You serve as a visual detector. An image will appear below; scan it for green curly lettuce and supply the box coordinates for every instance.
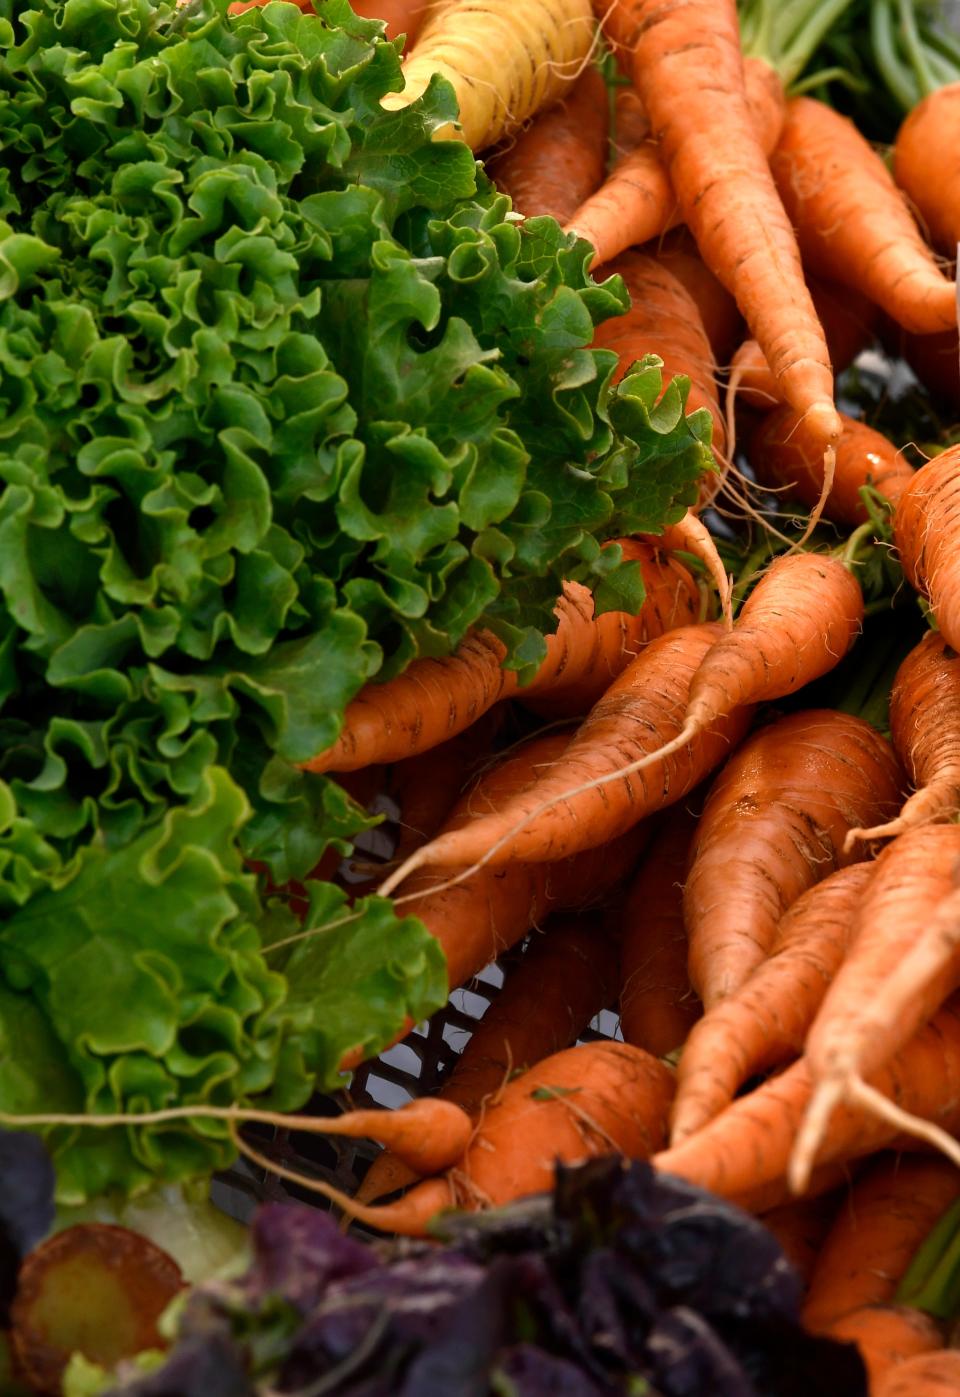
[0,0,711,1199]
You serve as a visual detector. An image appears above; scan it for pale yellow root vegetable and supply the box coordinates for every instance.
[381,0,596,151]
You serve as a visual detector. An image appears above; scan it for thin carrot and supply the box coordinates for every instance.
[486,66,608,223]
[685,710,903,1009]
[278,1041,675,1236]
[846,631,960,848]
[802,1153,960,1332]
[618,551,866,791]
[893,84,960,257]
[791,827,960,1192]
[564,53,786,271]
[652,992,960,1203]
[358,913,619,1202]
[670,863,874,1145]
[619,805,701,1058]
[652,514,732,624]
[748,409,914,525]
[894,445,960,653]
[378,621,753,885]
[770,97,957,336]
[820,1305,944,1389]
[303,541,698,773]
[875,1350,960,1397]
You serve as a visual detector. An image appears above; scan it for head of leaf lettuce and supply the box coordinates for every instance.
[0,0,711,1208]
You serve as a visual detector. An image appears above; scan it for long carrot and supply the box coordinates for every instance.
[595,2,841,459]
[652,992,960,1203]
[619,806,701,1057]
[894,446,960,653]
[564,54,786,271]
[846,631,960,848]
[684,710,903,1009]
[670,863,874,1145]
[359,913,619,1202]
[821,1305,944,1390]
[802,1153,960,1332]
[748,410,914,525]
[282,1041,675,1237]
[619,551,866,789]
[379,622,753,885]
[893,83,960,257]
[875,1351,960,1397]
[303,541,698,774]
[791,826,960,1192]
[486,66,608,223]
[770,97,957,336]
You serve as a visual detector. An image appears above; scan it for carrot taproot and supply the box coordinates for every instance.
[564,53,786,273]
[358,913,620,1202]
[802,1154,960,1332]
[620,552,866,793]
[846,631,960,848]
[874,1350,960,1397]
[289,1041,675,1237]
[759,1191,843,1289]
[593,3,840,458]
[295,1098,474,1175]
[729,279,880,415]
[378,622,753,889]
[820,1305,944,1388]
[653,992,960,1203]
[748,409,914,524]
[381,0,596,152]
[303,541,698,774]
[619,805,701,1057]
[893,84,960,258]
[652,229,743,365]
[685,710,902,1009]
[771,97,957,336]
[671,862,874,1146]
[486,66,608,223]
[792,829,960,1192]
[894,446,960,652]
[652,513,731,621]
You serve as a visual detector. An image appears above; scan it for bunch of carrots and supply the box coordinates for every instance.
[211,0,960,1386]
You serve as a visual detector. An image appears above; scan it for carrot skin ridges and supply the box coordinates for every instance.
[874,1351,960,1397]
[802,1153,960,1332]
[684,710,902,1009]
[619,805,701,1057]
[893,83,960,257]
[771,97,957,336]
[671,862,874,1145]
[487,66,608,224]
[820,1305,944,1390]
[894,446,960,653]
[304,542,697,773]
[653,993,960,1202]
[748,409,914,524]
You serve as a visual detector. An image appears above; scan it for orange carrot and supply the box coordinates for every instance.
[619,805,701,1057]
[771,97,957,336]
[379,622,753,885]
[748,409,914,525]
[759,1191,842,1289]
[594,3,840,456]
[359,913,619,1202]
[894,446,960,653]
[593,252,726,464]
[802,1153,960,1332]
[308,1041,675,1236]
[565,53,787,273]
[671,863,874,1145]
[303,542,698,773]
[846,632,960,848]
[821,1305,944,1389]
[652,513,731,621]
[875,1350,960,1397]
[652,992,960,1203]
[893,84,960,257]
[624,551,865,791]
[486,66,609,223]
[652,229,743,365]
[685,710,902,1009]
[792,827,960,1190]
[729,279,880,414]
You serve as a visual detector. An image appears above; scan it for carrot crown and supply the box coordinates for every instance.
[870,0,960,110]
[738,0,861,91]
